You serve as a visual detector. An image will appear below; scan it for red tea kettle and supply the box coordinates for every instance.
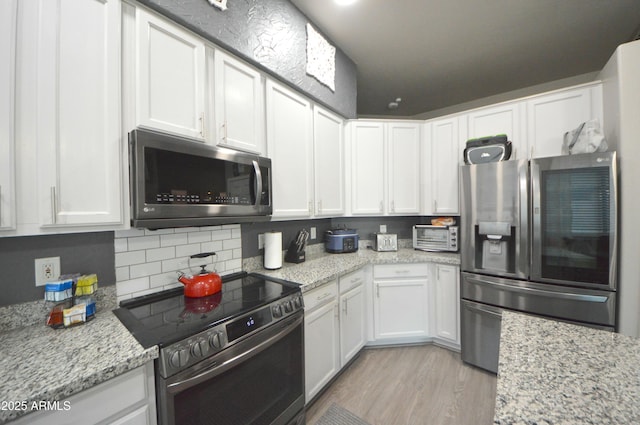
[178,253,222,298]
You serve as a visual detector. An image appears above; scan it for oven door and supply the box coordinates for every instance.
[157,311,305,425]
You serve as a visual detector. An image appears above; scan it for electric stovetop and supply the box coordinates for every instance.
[113,272,300,349]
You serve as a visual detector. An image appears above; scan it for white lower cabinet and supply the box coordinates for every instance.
[338,268,366,366]
[11,363,156,425]
[304,268,367,403]
[304,281,340,402]
[431,263,460,349]
[372,264,430,342]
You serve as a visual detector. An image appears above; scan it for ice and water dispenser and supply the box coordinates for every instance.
[476,221,516,274]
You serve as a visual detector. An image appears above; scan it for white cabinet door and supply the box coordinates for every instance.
[11,364,156,425]
[430,117,460,214]
[433,263,460,347]
[387,122,421,214]
[466,102,525,160]
[266,80,313,218]
[526,85,601,159]
[135,7,206,140]
[313,106,345,216]
[304,299,340,402]
[36,0,123,227]
[351,122,385,215]
[373,278,429,340]
[0,0,16,231]
[215,50,265,154]
[339,283,365,366]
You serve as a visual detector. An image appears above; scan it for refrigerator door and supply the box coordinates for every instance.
[460,160,529,279]
[531,152,617,290]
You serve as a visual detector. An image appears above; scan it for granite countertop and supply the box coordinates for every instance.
[246,247,460,292]
[494,311,640,425]
[0,309,157,424]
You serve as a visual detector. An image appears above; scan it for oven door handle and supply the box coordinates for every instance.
[167,312,303,393]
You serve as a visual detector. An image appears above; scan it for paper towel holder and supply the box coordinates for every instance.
[264,231,283,270]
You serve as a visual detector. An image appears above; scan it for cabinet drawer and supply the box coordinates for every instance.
[373,263,429,279]
[303,280,338,311]
[339,268,366,294]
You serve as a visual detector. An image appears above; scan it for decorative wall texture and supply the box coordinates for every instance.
[136,0,358,118]
[114,225,242,302]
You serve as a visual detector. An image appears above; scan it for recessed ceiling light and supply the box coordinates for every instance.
[335,0,357,6]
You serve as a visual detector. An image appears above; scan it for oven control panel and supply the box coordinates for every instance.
[158,292,304,378]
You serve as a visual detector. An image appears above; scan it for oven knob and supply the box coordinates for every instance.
[209,331,224,349]
[272,304,283,317]
[169,348,190,368]
[284,300,293,313]
[294,296,303,309]
[191,338,209,358]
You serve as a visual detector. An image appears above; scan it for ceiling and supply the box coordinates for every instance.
[289,0,640,118]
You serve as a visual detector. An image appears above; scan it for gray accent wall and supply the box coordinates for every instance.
[136,0,357,118]
[0,232,115,307]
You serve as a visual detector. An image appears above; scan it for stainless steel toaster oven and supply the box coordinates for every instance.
[413,225,458,252]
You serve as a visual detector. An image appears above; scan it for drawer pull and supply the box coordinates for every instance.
[316,292,333,301]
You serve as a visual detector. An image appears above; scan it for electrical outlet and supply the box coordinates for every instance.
[35,256,60,286]
[310,227,316,240]
[258,233,265,249]
[380,224,387,233]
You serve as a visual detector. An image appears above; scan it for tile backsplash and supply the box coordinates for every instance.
[114,225,242,303]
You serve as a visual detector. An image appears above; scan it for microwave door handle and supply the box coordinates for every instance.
[252,160,262,207]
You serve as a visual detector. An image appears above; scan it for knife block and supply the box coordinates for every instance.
[284,240,305,264]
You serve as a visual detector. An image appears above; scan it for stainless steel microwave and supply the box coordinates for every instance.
[129,128,272,229]
[413,225,459,252]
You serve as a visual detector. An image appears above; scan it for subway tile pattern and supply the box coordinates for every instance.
[114,225,242,303]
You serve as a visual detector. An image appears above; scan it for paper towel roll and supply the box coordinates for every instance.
[264,231,283,270]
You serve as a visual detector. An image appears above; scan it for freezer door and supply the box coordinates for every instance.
[461,272,616,328]
[460,160,529,279]
[460,300,502,374]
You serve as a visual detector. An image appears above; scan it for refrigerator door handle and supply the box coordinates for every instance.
[465,277,609,303]
[463,300,502,318]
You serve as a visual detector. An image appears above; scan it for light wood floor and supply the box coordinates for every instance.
[305,345,497,425]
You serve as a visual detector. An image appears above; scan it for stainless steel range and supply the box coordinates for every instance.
[114,272,305,425]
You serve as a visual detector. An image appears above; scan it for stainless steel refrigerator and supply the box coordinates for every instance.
[460,151,617,373]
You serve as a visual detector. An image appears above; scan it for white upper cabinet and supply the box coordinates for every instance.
[215,50,265,154]
[35,0,122,227]
[526,84,603,159]
[350,121,385,215]
[350,120,421,216]
[466,102,525,160]
[313,107,345,217]
[387,122,421,214]
[266,80,314,218]
[135,6,207,140]
[0,0,16,231]
[428,116,461,215]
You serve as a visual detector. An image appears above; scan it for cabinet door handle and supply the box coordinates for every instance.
[434,200,438,212]
[376,283,380,298]
[390,201,395,213]
[343,298,348,315]
[309,200,313,215]
[379,201,383,212]
[222,120,228,142]
[317,200,322,214]
[50,186,58,224]
[199,113,205,138]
